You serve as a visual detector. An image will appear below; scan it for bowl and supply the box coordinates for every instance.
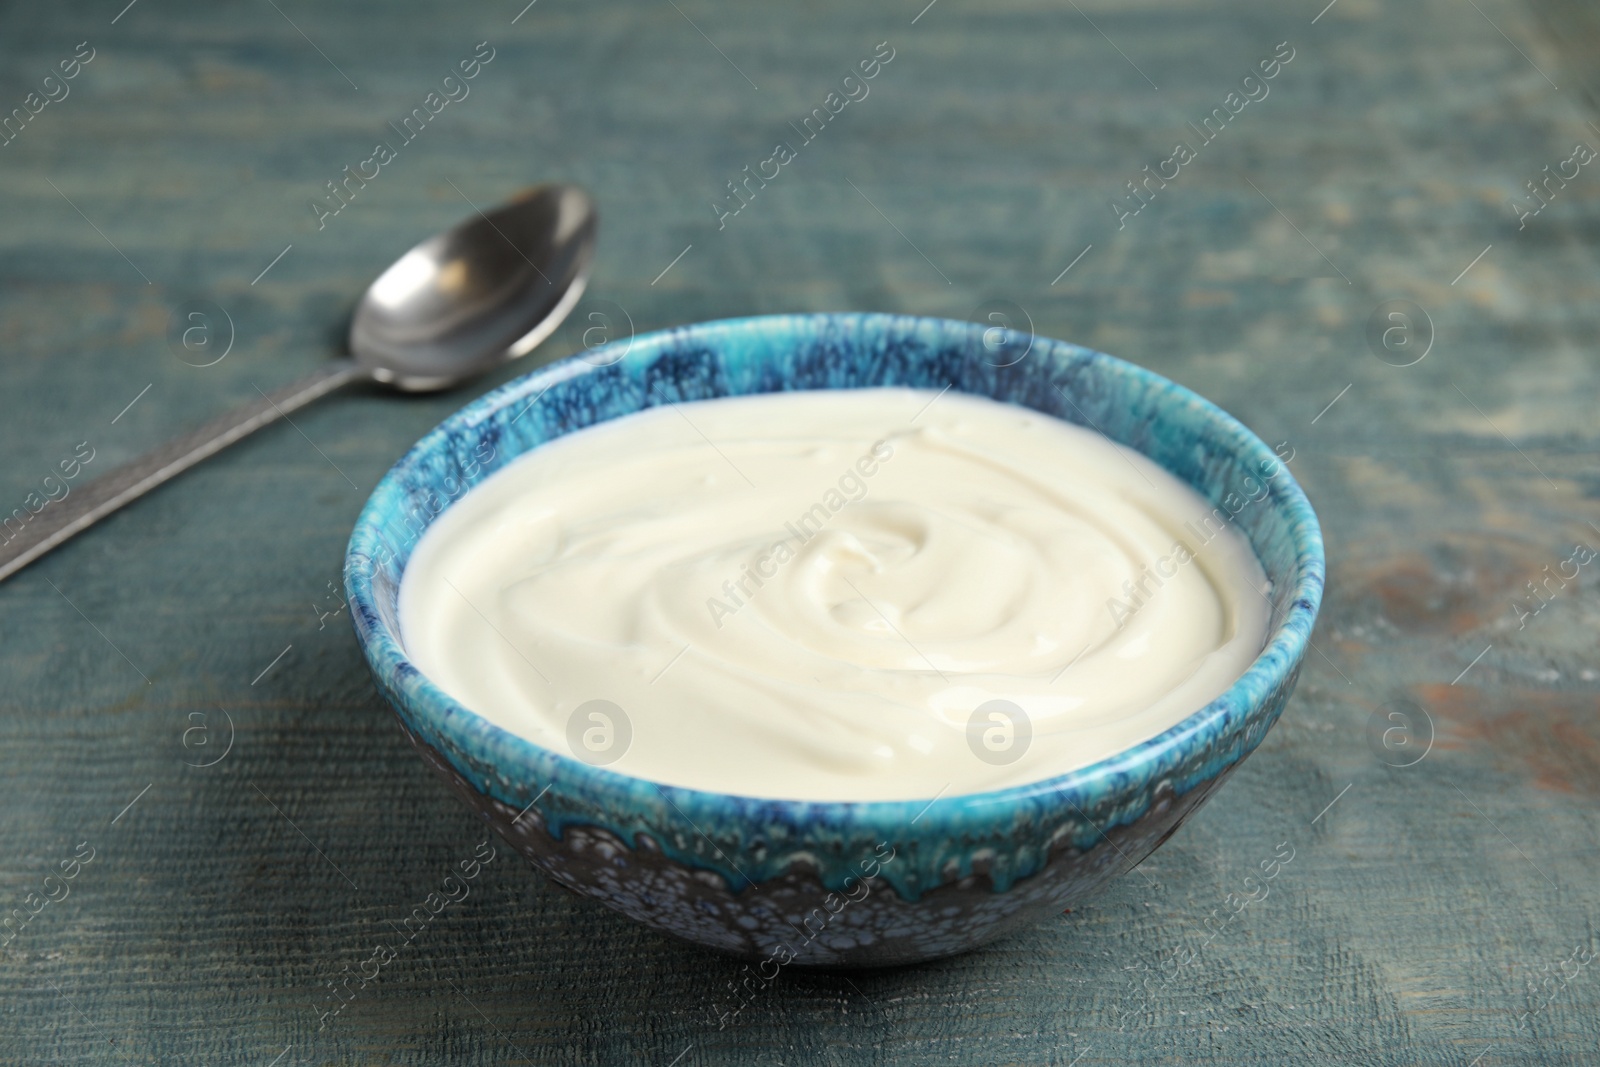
[344,313,1324,968]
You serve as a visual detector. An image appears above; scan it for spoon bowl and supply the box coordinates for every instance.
[353,184,597,391]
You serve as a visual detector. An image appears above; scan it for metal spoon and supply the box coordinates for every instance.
[0,183,597,584]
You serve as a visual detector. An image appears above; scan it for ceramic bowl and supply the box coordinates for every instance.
[344,313,1324,968]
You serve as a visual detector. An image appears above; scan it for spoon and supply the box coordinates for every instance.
[0,183,597,584]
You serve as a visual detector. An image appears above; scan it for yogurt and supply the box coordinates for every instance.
[399,388,1270,801]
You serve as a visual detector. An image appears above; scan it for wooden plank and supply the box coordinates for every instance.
[1,0,1597,1063]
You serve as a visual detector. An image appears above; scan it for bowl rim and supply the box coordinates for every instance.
[345,311,1324,832]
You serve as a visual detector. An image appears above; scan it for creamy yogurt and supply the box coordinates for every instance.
[399,388,1270,801]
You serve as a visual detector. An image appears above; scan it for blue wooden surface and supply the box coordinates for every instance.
[1,0,1597,1064]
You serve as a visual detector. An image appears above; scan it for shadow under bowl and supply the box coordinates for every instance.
[344,312,1324,968]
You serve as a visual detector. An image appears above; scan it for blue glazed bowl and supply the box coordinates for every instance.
[345,313,1323,969]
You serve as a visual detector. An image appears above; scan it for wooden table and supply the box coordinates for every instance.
[2,0,1597,1062]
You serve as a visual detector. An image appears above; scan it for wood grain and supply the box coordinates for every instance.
[1,0,1597,1063]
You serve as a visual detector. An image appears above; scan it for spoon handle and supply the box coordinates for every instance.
[0,359,367,584]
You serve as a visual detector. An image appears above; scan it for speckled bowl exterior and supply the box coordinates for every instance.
[344,313,1324,970]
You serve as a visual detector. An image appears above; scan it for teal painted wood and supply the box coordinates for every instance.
[1,0,1597,1063]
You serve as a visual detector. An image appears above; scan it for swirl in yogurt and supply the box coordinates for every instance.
[399,388,1270,801]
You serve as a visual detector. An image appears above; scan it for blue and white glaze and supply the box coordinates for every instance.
[344,313,1325,967]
